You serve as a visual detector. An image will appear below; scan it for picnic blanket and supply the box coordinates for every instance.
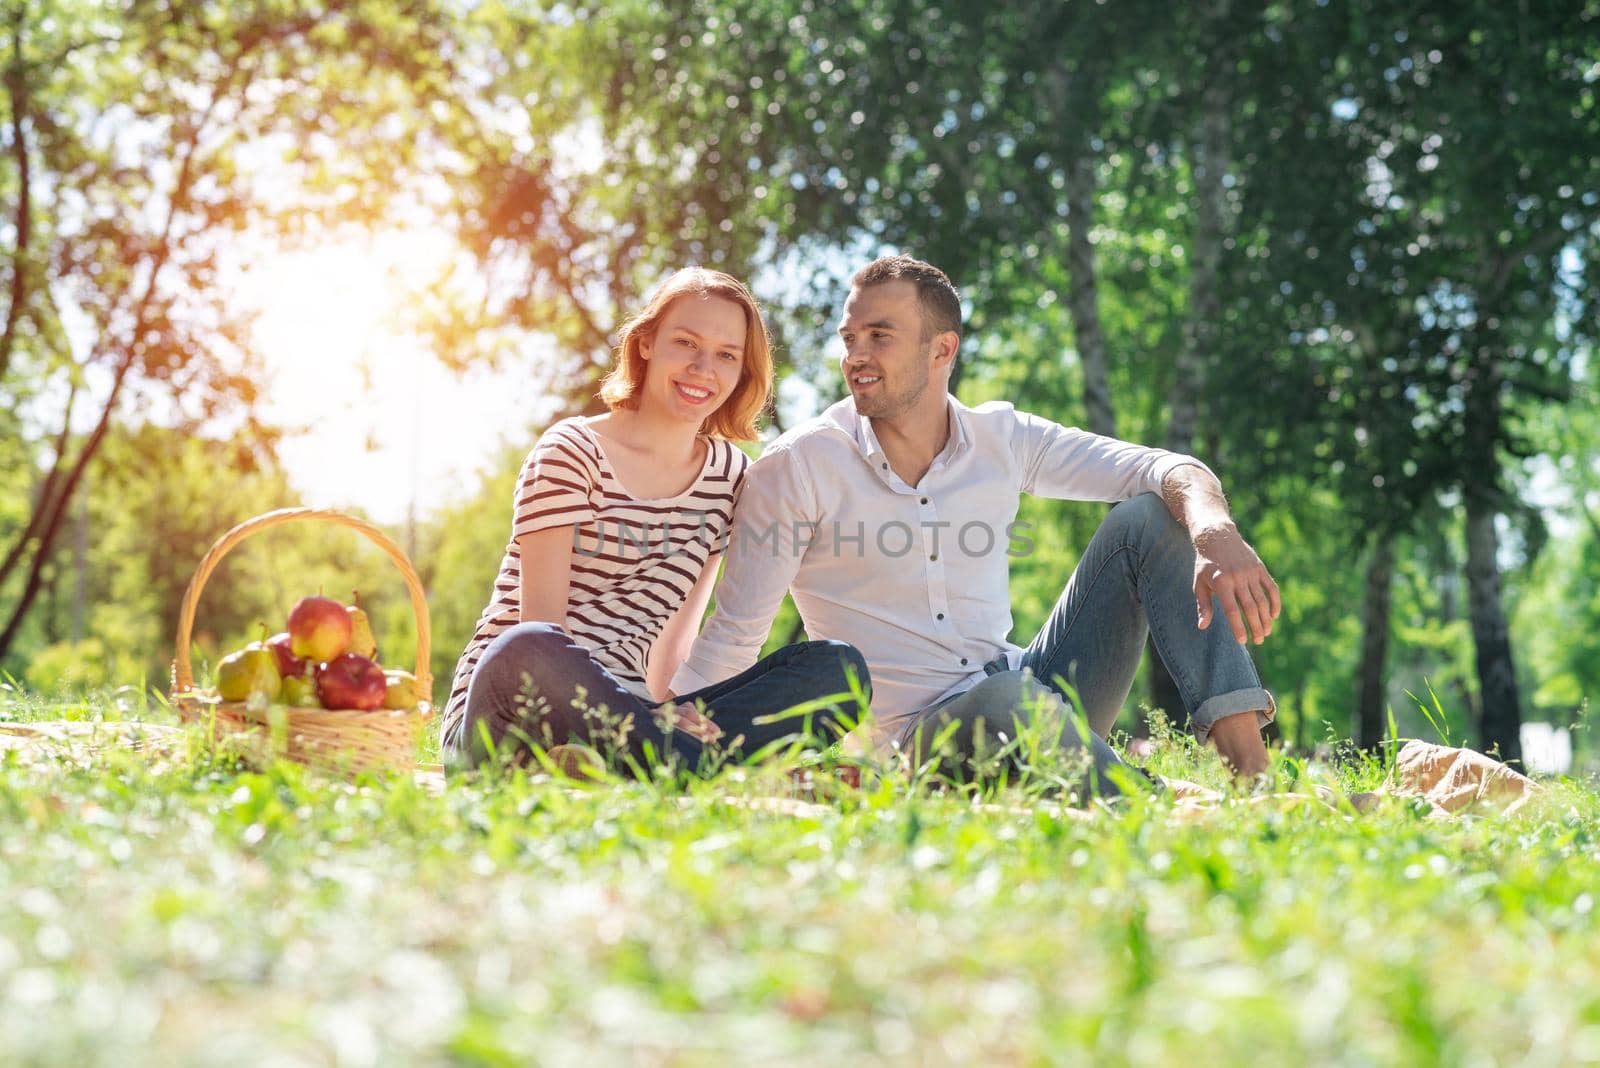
[0,719,186,764]
[1169,739,1543,820]
[1,720,450,792]
[1374,739,1540,817]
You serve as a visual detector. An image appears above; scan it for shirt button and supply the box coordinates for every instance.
[961,657,969,666]
[881,462,889,470]
[936,613,945,621]
[929,553,938,562]
[920,497,929,504]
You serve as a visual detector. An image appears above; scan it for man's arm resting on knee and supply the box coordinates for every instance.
[1159,463,1282,646]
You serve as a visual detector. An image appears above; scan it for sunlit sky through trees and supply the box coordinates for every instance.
[231,227,547,524]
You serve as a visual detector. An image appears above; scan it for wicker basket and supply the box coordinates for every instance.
[170,507,433,774]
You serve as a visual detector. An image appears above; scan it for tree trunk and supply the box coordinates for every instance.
[1063,150,1115,439]
[1464,496,1523,764]
[1459,276,1522,765]
[1037,53,1114,440]
[0,37,253,661]
[1354,530,1396,749]
[0,365,128,658]
[1150,22,1234,732]
[1291,678,1308,752]
[0,381,75,591]
[1163,53,1232,457]
[40,548,62,645]
[0,3,34,383]
[72,469,88,643]
[1434,553,1481,731]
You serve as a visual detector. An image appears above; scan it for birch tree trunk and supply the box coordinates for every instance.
[1163,61,1232,456]
[1150,22,1235,729]
[1063,149,1115,439]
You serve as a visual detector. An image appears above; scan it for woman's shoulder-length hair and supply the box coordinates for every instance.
[598,267,774,442]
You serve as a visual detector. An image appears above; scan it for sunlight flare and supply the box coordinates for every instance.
[231,228,550,523]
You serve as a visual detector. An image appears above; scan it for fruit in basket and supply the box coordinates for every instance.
[216,642,282,702]
[316,653,388,711]
[267,631,306,678]
[288,595,352,662]
[347,593,378,660]
[279,673,321,708]
[382,669,422,710]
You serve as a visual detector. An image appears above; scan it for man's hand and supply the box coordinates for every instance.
[1160,464,1281,645]
[1192,522,1281,645]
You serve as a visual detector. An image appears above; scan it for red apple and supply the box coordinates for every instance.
[288,595,352,663]
[266,631,306,678]
[315,653,388,711]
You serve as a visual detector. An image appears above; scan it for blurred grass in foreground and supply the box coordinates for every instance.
[1,686,1597,1066]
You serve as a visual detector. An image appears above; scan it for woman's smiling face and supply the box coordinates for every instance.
[639,294,748,425]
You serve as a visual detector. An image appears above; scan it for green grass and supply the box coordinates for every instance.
[2,686,1599,1066]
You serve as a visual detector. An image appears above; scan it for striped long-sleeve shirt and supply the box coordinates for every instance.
[442,418,749,736]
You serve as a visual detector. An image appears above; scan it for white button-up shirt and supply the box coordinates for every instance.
[671,395,1206,737]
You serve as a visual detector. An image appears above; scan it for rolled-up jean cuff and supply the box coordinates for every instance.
[1191,688,1276,745]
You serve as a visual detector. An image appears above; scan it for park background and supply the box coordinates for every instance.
[2,0,1597,768]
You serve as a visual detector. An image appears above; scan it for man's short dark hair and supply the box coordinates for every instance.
[852,255,962,342]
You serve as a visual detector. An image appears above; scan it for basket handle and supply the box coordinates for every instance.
[170,507,433,710]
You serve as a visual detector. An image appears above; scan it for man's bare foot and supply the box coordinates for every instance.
[1208,711,1271,780]
[1162,776,1224,803]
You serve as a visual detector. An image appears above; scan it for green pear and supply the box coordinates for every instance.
[279,673,321,708]
[216,643,281,703]
[382,669,421,710]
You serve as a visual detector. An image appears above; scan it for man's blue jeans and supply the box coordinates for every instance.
[897,493,1275,792]
[445,622,869,770]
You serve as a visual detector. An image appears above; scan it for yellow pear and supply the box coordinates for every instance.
[382,669,421,710]
[347,594,377,660]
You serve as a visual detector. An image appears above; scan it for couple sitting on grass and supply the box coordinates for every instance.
[439,255,1281,793]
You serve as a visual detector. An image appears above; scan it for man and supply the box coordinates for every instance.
[670,255,1279,784]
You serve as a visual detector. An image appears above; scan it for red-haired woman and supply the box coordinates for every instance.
[441,268,867,769]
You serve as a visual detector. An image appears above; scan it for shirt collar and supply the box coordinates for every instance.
[848,394,972,466]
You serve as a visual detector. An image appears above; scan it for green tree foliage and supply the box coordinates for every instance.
[1511,401,1600,728]
[6,423,425,697]
[0,0,474,660]
[2,0,1597,757]
[1218,1,1600,759]
[408,442,526,696]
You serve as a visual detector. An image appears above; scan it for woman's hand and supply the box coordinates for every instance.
[657,701,723,744]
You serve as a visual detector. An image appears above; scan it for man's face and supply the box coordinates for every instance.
[837,280,937,421]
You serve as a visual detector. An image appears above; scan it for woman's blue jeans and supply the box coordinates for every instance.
[445,622,869,770]
[898,493,1275,793]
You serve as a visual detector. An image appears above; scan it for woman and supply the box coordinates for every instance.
[440,268,868,769]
